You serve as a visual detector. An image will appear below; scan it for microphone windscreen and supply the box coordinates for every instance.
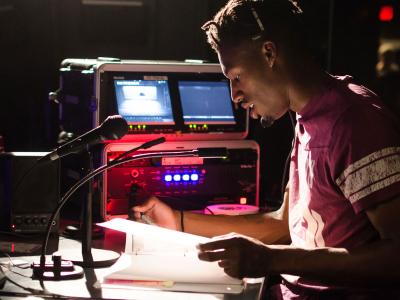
[260,116,275,128]
[197,147,228,158]
[100,115,129,140]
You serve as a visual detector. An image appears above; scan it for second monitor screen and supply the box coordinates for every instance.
[178,81,235,124]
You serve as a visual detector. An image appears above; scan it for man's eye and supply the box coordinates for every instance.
[234,75,241,82]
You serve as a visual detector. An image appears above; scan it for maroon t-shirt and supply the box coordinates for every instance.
[281,75,400,295]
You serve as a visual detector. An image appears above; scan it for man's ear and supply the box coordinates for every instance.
[262,41,277,68]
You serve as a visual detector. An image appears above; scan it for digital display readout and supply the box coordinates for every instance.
[161,157,204,166]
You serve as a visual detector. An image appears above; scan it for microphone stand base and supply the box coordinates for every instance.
[32,264,84,281]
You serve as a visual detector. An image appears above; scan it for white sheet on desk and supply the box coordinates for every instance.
[105,253,242,285]
[97,218,209,253]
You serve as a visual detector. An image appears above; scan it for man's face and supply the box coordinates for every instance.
[217,43,289,122]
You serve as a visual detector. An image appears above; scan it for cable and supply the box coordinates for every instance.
[0,252,14,266]
[0,264,45,294]
[10,161,39,202]
[0,252,31,269]
[2,266,31,278]
[280,111,296,200]
[204,206,215,215]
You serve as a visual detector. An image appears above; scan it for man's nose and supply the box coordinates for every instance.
[230,82,243,103]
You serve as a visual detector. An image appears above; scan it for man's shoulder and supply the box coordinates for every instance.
[328,78,398,140]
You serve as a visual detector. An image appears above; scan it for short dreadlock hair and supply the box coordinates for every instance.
[201,0,304,53]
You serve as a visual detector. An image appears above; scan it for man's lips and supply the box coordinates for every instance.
[241,102,254,109]
[250,107,259,119]
[241,103,259,119]
[237,100,259,118]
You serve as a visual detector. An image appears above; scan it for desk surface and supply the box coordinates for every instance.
[0,230,264,300]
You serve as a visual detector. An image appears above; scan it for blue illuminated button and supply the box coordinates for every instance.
[190,173,199,181]
[164,174,172,182]
[182,174,190,181]
[173,174,181,182]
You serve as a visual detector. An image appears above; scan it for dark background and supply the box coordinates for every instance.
[0,0,399,208]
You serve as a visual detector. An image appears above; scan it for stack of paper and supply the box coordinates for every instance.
[97,218,243,294]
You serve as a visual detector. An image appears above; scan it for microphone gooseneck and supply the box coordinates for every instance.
[113,137,166,161]
[37,143,228,277]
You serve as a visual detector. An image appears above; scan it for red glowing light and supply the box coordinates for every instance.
[379,6,394,22]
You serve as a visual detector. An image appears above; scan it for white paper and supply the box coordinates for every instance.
[98,218,209,253]
[97,218,243,293]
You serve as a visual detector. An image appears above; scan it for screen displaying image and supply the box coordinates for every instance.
[114,80,174,124]
[178,81,235,124]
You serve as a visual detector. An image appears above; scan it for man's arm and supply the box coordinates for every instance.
[199,194,400,287]
[183,191,290,244]
[132,190,290,244]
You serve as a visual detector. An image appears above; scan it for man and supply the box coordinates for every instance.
[133,0,400,298]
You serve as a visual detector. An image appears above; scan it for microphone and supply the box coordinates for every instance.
[39,115,128,164]
[260,116,275,128]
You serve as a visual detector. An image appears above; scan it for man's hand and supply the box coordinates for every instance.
[197,233,272,279]
[131,196,179,230]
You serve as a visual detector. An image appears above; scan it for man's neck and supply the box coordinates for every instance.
[287,66,331,113]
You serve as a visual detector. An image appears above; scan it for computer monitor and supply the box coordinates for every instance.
[114,79,175,125]
[89,60,248,140]
[178,81,235,125]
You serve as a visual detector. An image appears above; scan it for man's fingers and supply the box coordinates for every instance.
[218,259,230,268]
[198,249,227,262]
[224,267,242,279]
[198,237,239,251]
[133,211,142,220]
[218,262,242,279]
[132,205,147,213]
[132,199,155,213]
